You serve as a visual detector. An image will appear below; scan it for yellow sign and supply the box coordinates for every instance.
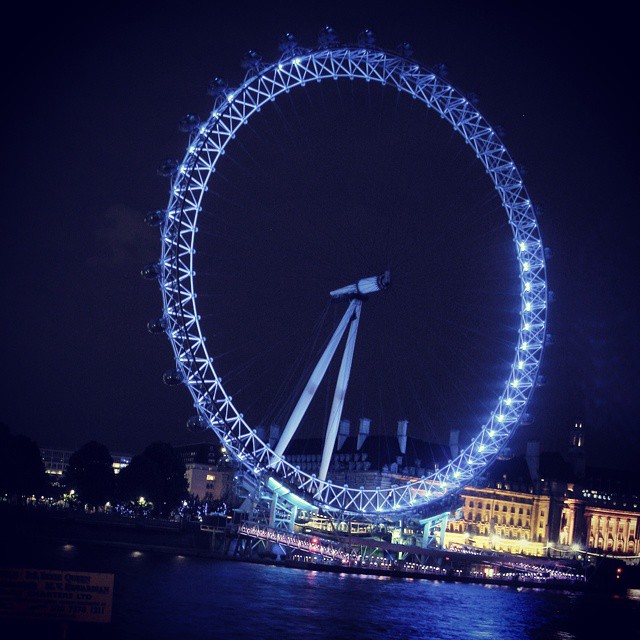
[0,567,114,623]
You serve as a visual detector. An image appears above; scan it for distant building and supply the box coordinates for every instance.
[40,448,72,477]
[40,447,131,476]
[274,418,452,491]
[272,419,640,560]
[174,442,222,467]
[111,453,132,474]
[444,423,640,558]
[174,441,233,501]
[184,464,234,501]
[444,448,562,556]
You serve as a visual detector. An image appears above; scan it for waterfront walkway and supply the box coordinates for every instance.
[237,522,586,585]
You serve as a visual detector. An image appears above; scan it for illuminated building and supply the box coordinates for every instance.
[443,445,557,556]
[445,424,640,560]
[111,453,132,474]
[282,420,640,560]
[40,448,72,476]
[445,488,551,556]
[184,464,235,501]
[175,441,235,501]
[40,447,131,476]
[584,506,638,554]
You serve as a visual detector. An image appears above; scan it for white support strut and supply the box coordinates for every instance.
[271,299,358,463]
[318,300,362,482]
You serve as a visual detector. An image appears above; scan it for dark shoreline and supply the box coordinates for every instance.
[2,507,634,594]
[7,532,595,593]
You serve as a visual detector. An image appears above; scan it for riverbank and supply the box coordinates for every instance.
[2,505,635,593]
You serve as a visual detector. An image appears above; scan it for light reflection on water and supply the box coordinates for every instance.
[2,542,638,640]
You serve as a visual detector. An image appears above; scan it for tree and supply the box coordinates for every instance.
[66,441,115,507]
[0,423,46,501]
[117,442,187,515]
[116,454,162,505]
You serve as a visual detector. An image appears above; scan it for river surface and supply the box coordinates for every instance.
[1,540,638,639]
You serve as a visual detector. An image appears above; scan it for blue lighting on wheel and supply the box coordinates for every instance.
[156,41,548,515]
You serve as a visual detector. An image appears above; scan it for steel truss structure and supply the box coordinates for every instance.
[153,40,547,516]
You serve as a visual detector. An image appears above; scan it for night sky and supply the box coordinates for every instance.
[2,2,638,469]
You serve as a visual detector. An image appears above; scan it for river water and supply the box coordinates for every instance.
[2,541,638,639]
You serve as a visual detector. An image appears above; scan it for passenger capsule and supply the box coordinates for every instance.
[357,29,375,47]
[317,25,338,49]
[178,114,200,133]
[141,262,161,280]
[467,92,480,106]
[157,158,179,177]
[147,317,168,334]
[186,415,207,433]
[397,42,413,58]
[536,375,547,387]
[278,32,298,55]
[144,209,166,227]
[241,50,262,71]
[207,77,228,98]
[521,413,534,426]
[162,369,184,386]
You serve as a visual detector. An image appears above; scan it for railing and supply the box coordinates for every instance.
[238,522,352,562]
[238,522,585,582]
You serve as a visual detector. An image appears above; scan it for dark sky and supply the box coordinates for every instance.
[2,1,638,469]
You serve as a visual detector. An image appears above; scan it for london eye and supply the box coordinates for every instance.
[144,29,547,516]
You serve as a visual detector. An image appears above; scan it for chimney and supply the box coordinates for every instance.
[449,429,460,458]
[525,441,540,483]
[337,419,350,450]
[397,420,408,455]
[357,418,370,450]
[268,424,281,450]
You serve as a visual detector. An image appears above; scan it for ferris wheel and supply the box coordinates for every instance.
[143,29,547,516]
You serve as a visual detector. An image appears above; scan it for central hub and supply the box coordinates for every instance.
[329,270,391,300]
